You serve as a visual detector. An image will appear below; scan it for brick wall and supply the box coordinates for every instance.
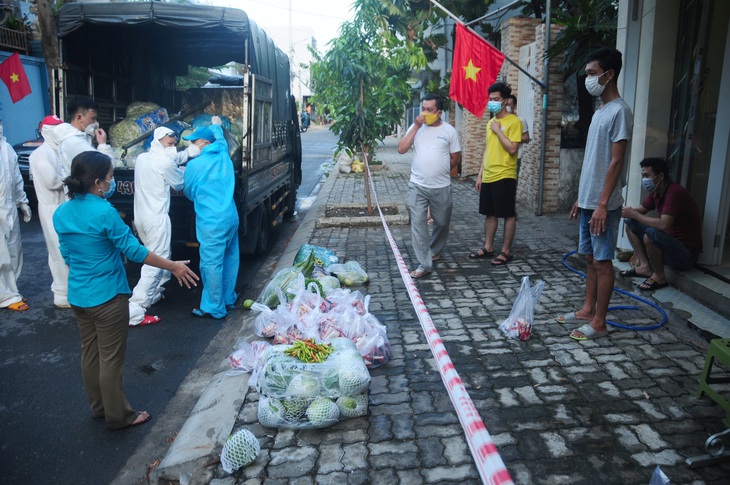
[518,23,564,214]
[455,17,566,215]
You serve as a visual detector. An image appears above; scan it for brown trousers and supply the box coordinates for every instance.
[72,294,137,430]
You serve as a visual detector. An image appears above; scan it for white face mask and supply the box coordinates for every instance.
[186,143,201,158]
[85,122,99,137]
[164,146,178,158]
[585,72,609,97]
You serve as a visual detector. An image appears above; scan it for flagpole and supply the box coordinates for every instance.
[430,0,545,89]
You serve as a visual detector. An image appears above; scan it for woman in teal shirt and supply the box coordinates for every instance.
[53,151,198,430]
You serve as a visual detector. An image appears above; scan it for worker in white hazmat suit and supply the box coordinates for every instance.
[0,118,33,311]
[28,115,71,308]
[55,96,114,184]
[128,127,201,326]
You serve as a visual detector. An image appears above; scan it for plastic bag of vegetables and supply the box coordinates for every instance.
[257,251,317,308]
[294,244,339,267]
[255,339,370,429]
[256,338,370,400]
[325,261,369,286]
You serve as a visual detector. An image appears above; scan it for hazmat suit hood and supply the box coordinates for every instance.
[54,122,87,143]
[149,127,176,156]
[41,125,61,151]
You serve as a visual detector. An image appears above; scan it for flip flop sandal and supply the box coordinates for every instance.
[7,301,30,311]
[619,268,651,278]
[637,278,669,291]
[139,315,161,326]
[469,248,494,259]
[555,312,590,324]
[410,268,431,279]
[431,254,441,262]
[570,323,608,341]
[491,251,514,266]
[191,308,224,319]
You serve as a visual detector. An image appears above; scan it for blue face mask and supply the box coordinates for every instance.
[101,176,116,199]
[641,175,657,192]
[488,100,503,114]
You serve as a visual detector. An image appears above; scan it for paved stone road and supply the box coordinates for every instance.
[214,137,730,485]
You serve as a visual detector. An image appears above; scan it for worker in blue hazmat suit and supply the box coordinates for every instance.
[0,118,32,311]
[128,127,201,326]
[182,116,239,319]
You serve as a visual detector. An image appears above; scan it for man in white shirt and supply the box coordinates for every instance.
[397,95,461,279]
[506,95,530,174]
[29,115,70,308]
[54,96,114,184]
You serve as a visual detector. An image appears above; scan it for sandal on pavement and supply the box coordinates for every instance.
[139,315,161,326]
[491,251,514,266]
[410,268,431,279]
[131,411,151,426]
[469,248,494,259]
[619,268,650,278]
[431,254,441,262]
[637,278,668,291]
[570,323,608,341]
[7,301,29,311]
[191,308,224,320]
[555,312,590,324]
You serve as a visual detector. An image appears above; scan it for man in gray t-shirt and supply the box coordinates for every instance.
[398,94,461,279]
[557,47,634,342]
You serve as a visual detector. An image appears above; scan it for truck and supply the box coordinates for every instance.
[52,1,302,255]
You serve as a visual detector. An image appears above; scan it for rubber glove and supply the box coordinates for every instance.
[211,115,222,126]
[19,203,32,222]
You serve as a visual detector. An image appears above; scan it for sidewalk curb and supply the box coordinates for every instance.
[152,372,250,482]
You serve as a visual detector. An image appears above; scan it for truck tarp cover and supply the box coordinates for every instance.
[57,1,281,77]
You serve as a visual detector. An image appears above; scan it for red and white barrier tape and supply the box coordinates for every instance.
[364,163,513,485]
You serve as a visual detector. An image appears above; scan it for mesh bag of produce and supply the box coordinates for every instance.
[220,428,260,473]
[336,394,368,418]
[305,398,340,428]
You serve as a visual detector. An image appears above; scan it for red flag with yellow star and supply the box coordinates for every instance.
[449,23,505,118]
[0,52,32,103]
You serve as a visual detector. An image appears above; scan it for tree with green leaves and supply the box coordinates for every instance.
[309,2,420,160]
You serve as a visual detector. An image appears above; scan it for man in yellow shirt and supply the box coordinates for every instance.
[469,82,522,266]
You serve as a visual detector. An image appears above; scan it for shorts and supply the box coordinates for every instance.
[578,207,621,261]
[479,178,517,218]
[624,219,696,270]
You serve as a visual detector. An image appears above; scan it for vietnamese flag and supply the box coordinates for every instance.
[449,23,505,118]
[0,52,32,103]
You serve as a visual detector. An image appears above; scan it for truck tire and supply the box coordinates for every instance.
[255,204,272,256]
[241,208,261,255]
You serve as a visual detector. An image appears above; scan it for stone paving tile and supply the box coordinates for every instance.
[223,137,730,484]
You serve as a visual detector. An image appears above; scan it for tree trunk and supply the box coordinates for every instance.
[34,0,61,114]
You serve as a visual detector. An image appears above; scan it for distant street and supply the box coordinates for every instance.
[0,125,337,485]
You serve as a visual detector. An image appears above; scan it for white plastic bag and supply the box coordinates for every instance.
[498,276,544,341]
